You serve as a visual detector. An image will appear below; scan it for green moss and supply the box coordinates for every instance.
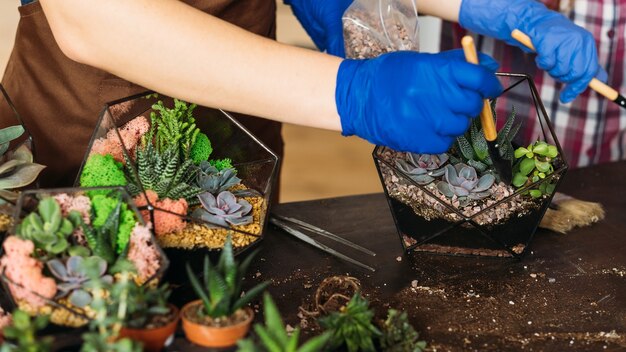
[189,133,212,164]
[91,195,136,254]
[80,154,127,196]
[209,158,234,171]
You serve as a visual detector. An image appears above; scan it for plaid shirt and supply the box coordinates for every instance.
[441,0,626,169]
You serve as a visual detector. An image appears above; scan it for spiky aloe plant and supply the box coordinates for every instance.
[185,236,269,321]
[237,293,332,352]
[0,125,45,202]
[124,142,203,205]
[455,103,520,174]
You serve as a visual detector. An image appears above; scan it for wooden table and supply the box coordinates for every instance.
[54,162,626,351]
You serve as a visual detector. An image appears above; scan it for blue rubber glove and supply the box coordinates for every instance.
[283,0,352,57]
[336,49,503,154]
[459,0,607,103]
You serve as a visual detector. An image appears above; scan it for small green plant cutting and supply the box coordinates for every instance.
[0,189,166,327]
[81,97,268,251]
[181,235,269,348]
[0,309,52,352]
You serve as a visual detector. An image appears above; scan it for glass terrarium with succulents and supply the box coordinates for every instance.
[0,84,45,233]
[0,187,168,327]
[374,73,567,258]
[75,93,279,257]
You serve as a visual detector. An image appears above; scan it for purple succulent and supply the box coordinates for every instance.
[192,191,253,228]
[436,163,495,200]
[46,256,112,308]
[396,153,449,185]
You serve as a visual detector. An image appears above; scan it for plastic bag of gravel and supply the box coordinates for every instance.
[342,0,419,59]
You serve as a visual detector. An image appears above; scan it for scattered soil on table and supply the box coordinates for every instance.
[183,301,250,327]
[156,195,265,249]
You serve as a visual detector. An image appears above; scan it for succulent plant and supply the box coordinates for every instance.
[46,256,113,308]
[192,191,253,228]
[186,236,269,319]
[455,103,520,174]
[124,142,204,205]
[237,293,332,352]
[512,141,558,198]
[436,163,495,200]
[380,309,427,352]
[195,161,241,195]
[396,153,449,185]
[17,197,75,255]
[0,125,45,202]
[1,309,52,352]
[150,99,200,159]
[319,293,381,352]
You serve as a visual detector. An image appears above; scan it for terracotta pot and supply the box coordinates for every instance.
[119,304,180,352]
[181,300,254,348]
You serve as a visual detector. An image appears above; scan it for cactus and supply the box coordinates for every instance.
[195,161,241,195]
[396,153,448,185]
[192,191,253,228]
[0,125,45,202]
[512,141,558,198]
[16,197,75,256]
[46,256,112,308]
[436,163,495,201]
[455,104,520,174]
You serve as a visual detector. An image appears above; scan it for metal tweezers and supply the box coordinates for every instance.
[269,214,376,272]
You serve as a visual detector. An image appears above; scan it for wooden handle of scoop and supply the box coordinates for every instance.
[461,36,497,141]
[511,29,619,101]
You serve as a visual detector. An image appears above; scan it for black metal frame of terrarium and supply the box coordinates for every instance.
[0,186,169,331]
[373,73,568,258]
[75,92,279,288]
[0,84,41,228]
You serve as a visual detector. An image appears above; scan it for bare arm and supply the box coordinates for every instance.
[39,0,342,131]
[419,0,462,22]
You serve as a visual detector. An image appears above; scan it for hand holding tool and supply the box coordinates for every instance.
[511,29,626,109]
[461,36,512,184]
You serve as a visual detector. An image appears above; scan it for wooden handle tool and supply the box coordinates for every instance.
[461,36,512,184]
[511,29,626,108]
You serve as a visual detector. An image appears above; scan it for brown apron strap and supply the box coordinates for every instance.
[1,0,282,203]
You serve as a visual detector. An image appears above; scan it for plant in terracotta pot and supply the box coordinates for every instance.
[116,281,180,352]
[182,236,269,348]
[237,293,331,352]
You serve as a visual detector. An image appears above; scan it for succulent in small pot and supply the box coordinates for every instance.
[181,236,269,348]
[117,281,180,352]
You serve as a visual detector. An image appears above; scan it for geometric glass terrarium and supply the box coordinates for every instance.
[0,84,44,233]
[0,186,168,328]
[76,92,279,261]
[374,73,568,258]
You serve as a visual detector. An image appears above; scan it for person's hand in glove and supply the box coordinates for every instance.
[336,49,503,154]
[459,0,607,103]
[283,0,352,57]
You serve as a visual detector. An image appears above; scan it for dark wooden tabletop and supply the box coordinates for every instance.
[53,161,626,351]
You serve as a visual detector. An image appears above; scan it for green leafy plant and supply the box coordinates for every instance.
[186,235,269,320]
[114,280,172,329]
[16,197,76,256]
[512,141,558,198]
[80,259,142,352]
[0,309,52,352]
[125,143,203,205]
[319,293,381,352]
[0,125,45,202]
[379,310,426,352]
[455,104,520,173]
[150,99,200,159]
[237,293,331,352]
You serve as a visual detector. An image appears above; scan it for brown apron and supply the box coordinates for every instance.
[0,0,283,200]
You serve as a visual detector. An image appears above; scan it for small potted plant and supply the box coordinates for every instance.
[237,293,331,352]
[117,281,180,352]
[77,94,279,255]
[0,187,167,327]
[181,236,269,347]
[374,74,567,257]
